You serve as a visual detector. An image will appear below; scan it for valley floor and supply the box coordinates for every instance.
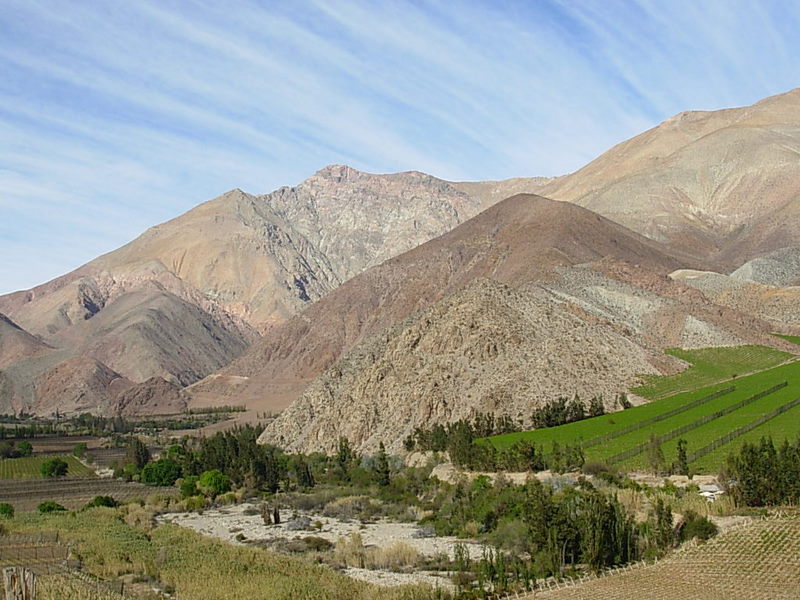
[158,502,487,589]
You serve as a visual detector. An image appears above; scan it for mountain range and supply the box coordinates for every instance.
[2,89,799,452]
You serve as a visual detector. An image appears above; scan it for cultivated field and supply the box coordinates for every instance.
[0,477,170,512]
[531,512,800,599]
[6,508,442,600]
[487,356,800,473]
[0,455,96,479]
[632,345,792,400]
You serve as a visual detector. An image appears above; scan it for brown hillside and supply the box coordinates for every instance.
[540,88,800,265]
[204,195,688,414]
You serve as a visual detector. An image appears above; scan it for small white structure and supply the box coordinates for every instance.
[698,483,724,502]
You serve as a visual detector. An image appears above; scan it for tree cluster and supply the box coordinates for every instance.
[723,436,800,506]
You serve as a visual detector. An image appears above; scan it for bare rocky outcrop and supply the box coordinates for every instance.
[260,279,666,454]
[216,194,689,416]
[0,166,493,415]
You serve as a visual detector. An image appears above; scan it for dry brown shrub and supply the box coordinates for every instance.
[366,541,421,570]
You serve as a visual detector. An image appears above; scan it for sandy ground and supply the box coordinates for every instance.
[158,502,488,587]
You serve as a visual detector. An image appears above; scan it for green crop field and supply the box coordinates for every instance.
[774,333,800,346]
[486,354,800,474]
[632,345,792,400]
[0,454,96,479]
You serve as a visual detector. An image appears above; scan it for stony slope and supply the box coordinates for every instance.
[261,278,666,453]
[729,246,800,287]
[210,194,689,416]
[538,88,800,265]
[671,269,800,332]
[111,376,188,416]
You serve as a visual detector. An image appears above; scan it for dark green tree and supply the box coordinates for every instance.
[374,442,390,486]
[674,438,689,476]
[125,437,150,469]
[335,437,354,482]
[646,434,666,475]
[588,396,605,417]
[40,457,68,478]
[140,458,182,486]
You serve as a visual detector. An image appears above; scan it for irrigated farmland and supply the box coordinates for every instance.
[487,356,800,473]
[0,455,95,479]
[632,345,792,400]
[0,477,169,512]
[531,512,800,600]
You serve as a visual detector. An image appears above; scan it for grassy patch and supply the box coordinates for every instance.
[632,346,792,400]
[0,454,95,479]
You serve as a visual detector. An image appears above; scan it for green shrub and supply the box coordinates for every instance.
[85,496,118,509]
[680,510,718,541]
[140,458,182,486]
[179,476,199,498]
[198,469,231,498]
[0,503,14,519]
[16,441,33,457]
[38,501,67,514]
[73,442,88,458]
[303,536,334,552]
[183,495,206,511]
[40,458,69,478]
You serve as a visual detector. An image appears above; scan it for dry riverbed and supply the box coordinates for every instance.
[158,502,487,588]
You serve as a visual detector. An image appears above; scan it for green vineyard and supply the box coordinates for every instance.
[487,354,800,474]
[0,455,96,479]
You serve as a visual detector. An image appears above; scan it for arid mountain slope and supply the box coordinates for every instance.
[0,166,493,416]
[111,377,188,416]
[260,262,788,454]
[261,278,666,453]
[0,314,52,368]
[539,88,800,264]
[205,194,689,415]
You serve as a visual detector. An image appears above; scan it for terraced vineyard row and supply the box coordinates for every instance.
[0,478,173,512]
[632,345,792,400]
[0,455,96,479]
[487,356,800,473]
[529,512,800,599]
[608,382,787,464]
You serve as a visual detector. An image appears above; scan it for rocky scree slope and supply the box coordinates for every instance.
[261,278,666,454]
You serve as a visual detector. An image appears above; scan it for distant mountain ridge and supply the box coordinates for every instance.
[0,166,516,416]
[3,88,800,424]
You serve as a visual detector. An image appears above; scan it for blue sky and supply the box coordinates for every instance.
[1,0,799,294]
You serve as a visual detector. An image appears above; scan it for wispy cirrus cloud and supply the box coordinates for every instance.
[1,0,799,293]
